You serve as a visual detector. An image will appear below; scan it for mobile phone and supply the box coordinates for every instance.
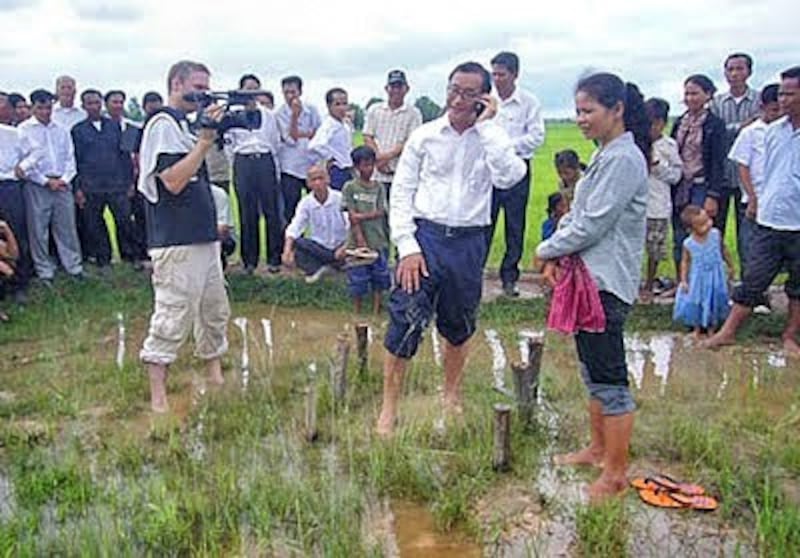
[474,101,485,117]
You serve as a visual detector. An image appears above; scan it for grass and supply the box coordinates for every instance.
[0,266,797,555]
[2,120,795,555]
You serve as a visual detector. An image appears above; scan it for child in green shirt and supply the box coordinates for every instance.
[341,146,391,314]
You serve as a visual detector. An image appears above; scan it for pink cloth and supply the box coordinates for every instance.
[546,255,606,334]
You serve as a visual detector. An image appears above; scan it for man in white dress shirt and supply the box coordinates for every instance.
[376,62,526,436]
[488,52,546,297]
[0,91,39,301]
[18,89,83,282]
[276,75,322,224]
[52,76,86,132]
[225,73,283,274]
[363,70,423,196]
[309,87,353,191]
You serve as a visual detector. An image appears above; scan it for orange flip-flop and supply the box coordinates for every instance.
[630,475,705,496]
[636,487,685,509]
[668,492,719,512]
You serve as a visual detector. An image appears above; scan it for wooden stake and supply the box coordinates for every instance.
[331,333,350,402]
[511,337,544,429]
[305,384,318,443]
[355,323,369,376]
[492,404,512,472]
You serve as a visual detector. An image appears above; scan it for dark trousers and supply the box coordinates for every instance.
[294,237,337,275]
[234,153,282,268]
[0,180,32,291]
[281,173,306,225]
[85,191,133,266]
[129,191,148,260]
[715,189,742,259]
[488,162,531,286]
[76,201,91,261]
[329,165,352,191]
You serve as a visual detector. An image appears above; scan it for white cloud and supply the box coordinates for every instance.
[1,0,795,116]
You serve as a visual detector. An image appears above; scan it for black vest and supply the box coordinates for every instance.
[144,108,218,249]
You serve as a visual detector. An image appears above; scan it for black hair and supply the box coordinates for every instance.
[547,192,564,217]
[351,145,376,166]
[29,89,54,105]
[680,204,704,228]
[142,91,163,105]
[81,89,102,103]
[325,87,347,106]
[103,89,126,103]
[685,74,716,96]
[644,97,670,123]
[281,75,303,92]
[575,73,652,164]
[490,51,519,75]
[449,61,492,94]
[780,66,800,82]
[761,84,780,105]
[239,73,260,89]
[263,91,274,105]
[724,52,753,73]
[554,149,585,170]
[8,93,25,107]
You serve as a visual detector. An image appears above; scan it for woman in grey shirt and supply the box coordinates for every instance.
[536,73,650,502]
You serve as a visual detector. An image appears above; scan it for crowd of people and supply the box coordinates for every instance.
[0,50,797,502]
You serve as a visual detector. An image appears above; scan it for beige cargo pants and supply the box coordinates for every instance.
[140,242,230,365]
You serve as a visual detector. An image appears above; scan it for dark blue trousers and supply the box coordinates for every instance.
[488,161,530,286]
[0,179,32,291]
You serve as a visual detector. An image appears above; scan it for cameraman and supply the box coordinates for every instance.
[137,60,231,413]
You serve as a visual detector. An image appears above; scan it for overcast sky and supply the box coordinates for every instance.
[1,0,796,117]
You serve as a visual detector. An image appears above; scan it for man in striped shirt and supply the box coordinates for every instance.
[363,70,423,196]
[711,52,761,273]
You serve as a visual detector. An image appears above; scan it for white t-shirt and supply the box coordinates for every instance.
[137,112,195,203]
[727,118,769,204]
[646,136,682,219]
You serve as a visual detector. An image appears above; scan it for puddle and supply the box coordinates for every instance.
[392,500,481,557]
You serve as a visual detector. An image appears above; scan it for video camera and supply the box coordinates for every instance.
[182,89,265,136]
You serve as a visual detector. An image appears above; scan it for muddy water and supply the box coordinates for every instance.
[3,303,798,556]
[392,500,481,557]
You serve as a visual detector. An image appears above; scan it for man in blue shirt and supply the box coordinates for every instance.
[705,66,800,358]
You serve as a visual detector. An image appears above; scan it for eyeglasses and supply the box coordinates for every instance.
[446,85,482,101]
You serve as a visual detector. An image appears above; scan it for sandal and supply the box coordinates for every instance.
[631,475,705,496]
[668,492,719,512]
[636,487,685,509]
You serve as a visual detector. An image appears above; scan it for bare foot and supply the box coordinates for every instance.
[587,474,628,504]
[784,336,800,359]
[700,332,736,350]
[443,398,464,418]
[151,396,169,414]
[554,446,604,467]
[207,360,225,386]
[375,411,395,439]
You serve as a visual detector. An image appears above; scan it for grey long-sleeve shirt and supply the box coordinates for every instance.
[536,132,648,305]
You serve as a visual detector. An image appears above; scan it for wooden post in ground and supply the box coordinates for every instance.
[305,383,318,443]
[331,333,350,403]
[492,404,512,472]
[355,323,369,377]
[305,362,319,443]
[511,336,544,430]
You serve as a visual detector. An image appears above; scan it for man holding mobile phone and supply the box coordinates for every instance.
[376,61,526,437]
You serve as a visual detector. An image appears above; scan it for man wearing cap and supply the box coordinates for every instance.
[363,70,423,197]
